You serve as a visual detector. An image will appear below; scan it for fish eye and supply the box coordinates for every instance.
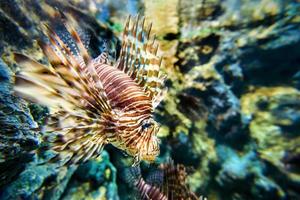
[141,121,153,131]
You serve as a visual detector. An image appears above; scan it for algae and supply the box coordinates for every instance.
[0,0,299,199]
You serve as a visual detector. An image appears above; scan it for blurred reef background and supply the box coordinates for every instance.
[0,0,300,199]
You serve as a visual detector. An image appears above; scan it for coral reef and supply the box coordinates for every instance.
[0,58,39,188]
[0,0,299,199]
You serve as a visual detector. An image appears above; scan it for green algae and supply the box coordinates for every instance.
[0,0,300,199]
[241,87,300,171]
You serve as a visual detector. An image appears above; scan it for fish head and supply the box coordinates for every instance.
[114,111,161,164]
[138,118,161,162]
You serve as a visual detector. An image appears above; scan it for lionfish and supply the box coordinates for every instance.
[13,12,166,165]
[124,159,199,200]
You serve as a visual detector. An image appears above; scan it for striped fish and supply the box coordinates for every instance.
[158,160,199,200]
[13,12,166,165]
[125,167,168,200]
[124,159,199,200]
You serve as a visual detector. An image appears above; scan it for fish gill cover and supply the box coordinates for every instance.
[0,0,299,200]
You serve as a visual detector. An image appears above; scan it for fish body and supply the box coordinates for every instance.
[95,62,159,161]
[124,166,168,200]
[13,12,165,165]
[124,160,199,200]
[135,177,168,200]
[159,161,199,200]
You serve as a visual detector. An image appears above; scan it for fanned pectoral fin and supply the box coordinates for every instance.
[51,130,107,165]
[116,14,166,107]
[14,54,79,113]
[46,111,107,164]
[13,12,113,165]
[13,52,107,164]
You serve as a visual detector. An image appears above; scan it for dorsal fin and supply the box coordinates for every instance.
[46,11,111,113]
[116,14,166,107]
[77,28,91,50]
[42,23,110,114]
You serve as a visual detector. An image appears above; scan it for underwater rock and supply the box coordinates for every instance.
[0,7,31,53]
[180,0,222,26]
[215,145,284,200]
[241,87,300,167]
[198,80,245,139]
[41,165,77,200]
[0,0,299,199]
[241,87,300,197]
[0,150,117,200]
[0,0,119,199]
[157,0,300,199]
[60,151,118,200]
[214,1,300,87]
[177,34,220,73]
[142,0,300,199]
[0,165,55,199]
[145,0,179,37]
[0,59,39,188]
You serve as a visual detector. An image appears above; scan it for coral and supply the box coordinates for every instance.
[60,151,118,200]
[241,86,300,197]
[0,0,299,199]
[215,146,284,200]
[144,0,300,198]
[0,0,118,199]
[0,58,39,187]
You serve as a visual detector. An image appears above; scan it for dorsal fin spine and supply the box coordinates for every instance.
[37,41,103,116]
[116,15,166,107]
[59,18,112,113]
[132,14,139,37]
[147,22,152,40]
[46,26,108,113]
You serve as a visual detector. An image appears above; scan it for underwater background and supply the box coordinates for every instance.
[0,0,300,199]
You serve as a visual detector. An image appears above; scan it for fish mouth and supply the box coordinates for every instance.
[140,140,160,161]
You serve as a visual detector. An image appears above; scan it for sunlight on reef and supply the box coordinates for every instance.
[0,0,300,199]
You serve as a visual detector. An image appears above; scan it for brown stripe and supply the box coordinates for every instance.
[95,63,152,111]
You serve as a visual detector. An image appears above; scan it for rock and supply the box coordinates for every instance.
[0,59,39,188]
[0,1,119,199]
[177,34,220,73]
[0,150,118,200]
[0,0,300,199]
[0,163,59,200]
[61,151,118,200]
[215,146,284,200]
